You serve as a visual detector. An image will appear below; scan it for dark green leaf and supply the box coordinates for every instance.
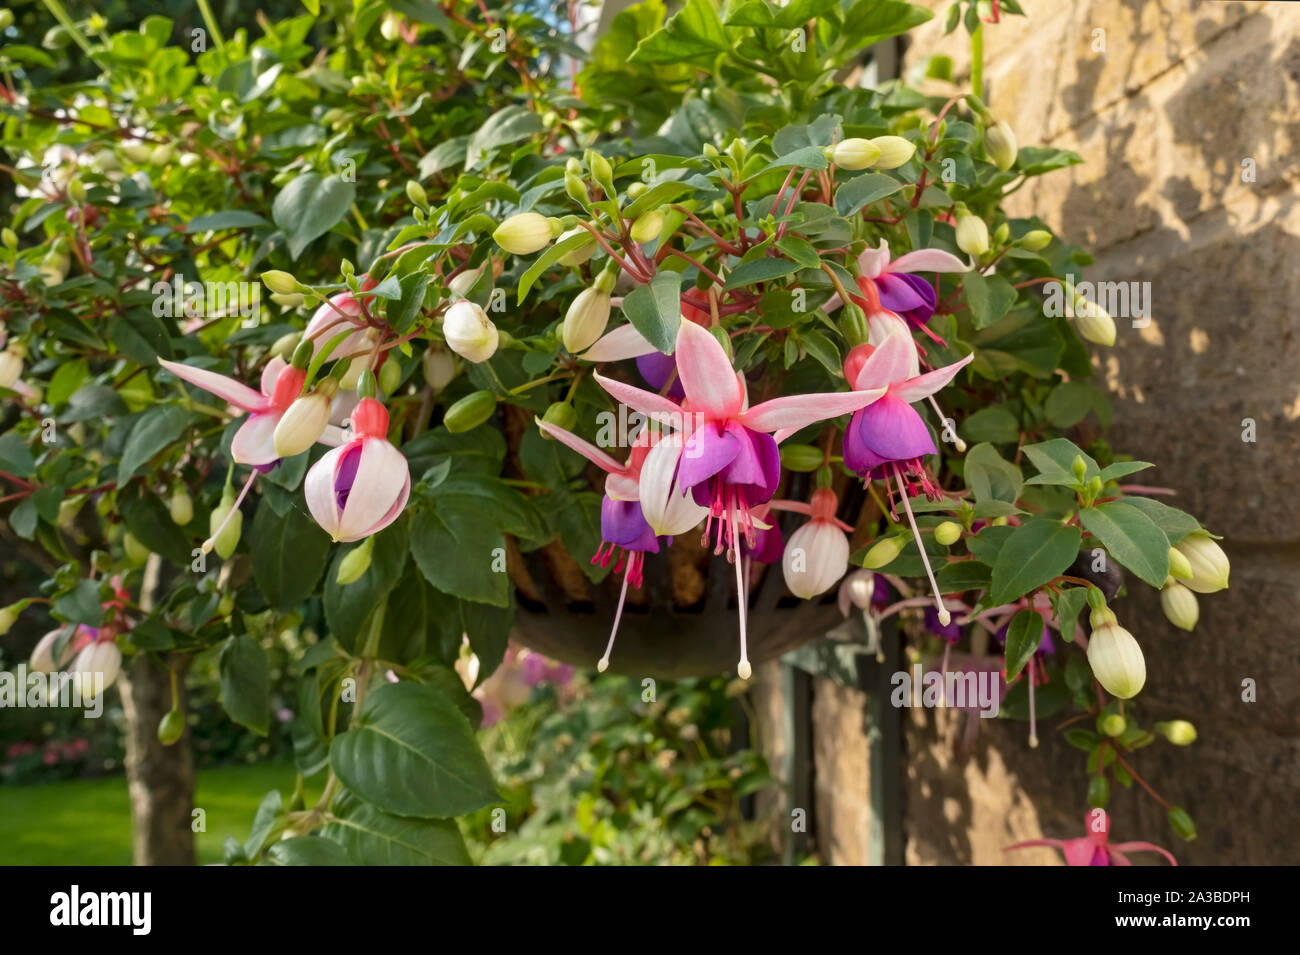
[219,635,271,736]
[989,518,1082,605]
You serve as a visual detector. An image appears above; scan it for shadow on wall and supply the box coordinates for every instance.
[905,1,1300,865]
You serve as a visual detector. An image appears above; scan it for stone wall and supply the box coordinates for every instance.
[754,0,1300,865]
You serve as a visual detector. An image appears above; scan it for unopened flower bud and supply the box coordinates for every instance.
[1019,229,1052,251]
[336,535,375,585]
[830,138,882,170]
[493,212,558,255]
[0,345,24,389]
[1167,806,1197,841]
[405,180,427,208]
[380,11,402,41]
[1173,532,1229,594]
[564,170,590,206]
[984,120,1018,170]
[934,521,962,546]
[270,292,305,308]
[158,709,185,745]
[1086,618,1146,699]
[444,390,497,434]
[2,227,16,249]
[541,401,578,434]
[629,209,664,244]
[170,488,193,526]
[0,605,17,636]
[869,136,916,169]
[1160,580,1198,631]
[0,10,13,31]
[779,444,823,472]
[562,286,612,353]
[422,344,457,391]
[377,358,402,396]
[123,531,150,565]
[274,383,336,458]
[1071,291,1117,346]
[1168,546,1193,581]
[585,150,614,193]
[955,211,990,257]
[261,270,299,295]
[448,264,485,298]
[1155,719,1198,746]
[209,493,243,559]
[555,227,598,266]
[442,300,499,363]
[1099,713,1128,737]
[149,144,173,166]
[861,536,905,569]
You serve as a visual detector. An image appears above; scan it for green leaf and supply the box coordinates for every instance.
[260,836,353,866]
[1097,460,1152,483]
[725,256,800,289]
[962,442,1023,503]
[1051,586,1088,642]
[324,520,409,650]
[250,499,331,610]
[1003,609,1044,681]
[963,271,1018,329]
[410,506,507,606]
[1022,437,1099,485]
[989,518,1082,605]
[389,272,429,334]
[321,791,471,865]
[272,172,357,259]
[244,790,284,858]
[936,560,991,592]
[621,271,681,354]
[517,229,596,301]
[118,406,196,483]
[629,0,732,66]
[466,106,544,168]
[219,635,271,736]
[1045,380,1111,428]
[54,579,104,627]
[841,0,934,45]
[725,0,839,29]
[958,406,1019,444]
[185,211,269,233]
[834,173,903,216]
[329,681,498,818]
[0,433,36,477]
[119,486,194,567]
[774,236,821,269]
[1079,501,1170,588]
[1123,496,1201,544]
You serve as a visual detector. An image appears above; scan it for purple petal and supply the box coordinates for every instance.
[600,497,659,552]
[853,392,937,462]
[744,523,784,564]
[678,422,739,493]
[636,352,686,400]
[334,443,363,512]
[925,605,962,642]
[878,273,937,328]
[723,425,781,503]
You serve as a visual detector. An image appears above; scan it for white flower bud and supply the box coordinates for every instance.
[984,120,1018,170]
[782,521,850,599]
[274,386,335,458]
[493,212,557,255]
[1173,532,1229,594]
[1160,581,1199,631]
[0,347,24,389]
[422,344,457,392]
[955,212,990,257]
[448,264,484,299]
[556,228,598,266]
[30,628,74,673]
[869,136,916,169]
[830,138,882,171]
[442,300,499,363]
[73,640,121,696]
[562,287,612,354]
[1087,619,1146,699]
[1071,292,1116,346]
[1155,719,1198,746]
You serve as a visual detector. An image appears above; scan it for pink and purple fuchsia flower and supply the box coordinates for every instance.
[1005,810,1178,866]
[590,318,887,678]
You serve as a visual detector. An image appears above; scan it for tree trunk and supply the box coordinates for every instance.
[119,651,196,865]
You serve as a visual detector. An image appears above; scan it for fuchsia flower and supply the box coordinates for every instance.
[1005,811,1178,866]
[594,318,887,678]
[304,289,377,360]
[535,417,706,671]
[305,396,410,542]
[158,356,312,467]
[781,487,852,598]
[823,239,968,332]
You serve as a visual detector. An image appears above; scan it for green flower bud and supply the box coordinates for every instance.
[1070,289,1117,346]
[1086,619,1146,699]
[629,209,664,244]
[208,494,243,559]
[2,227,16,250]
[1160,580,1199,631]
[1018,229,1052,251]
[1168,546,1193,581]
[984,120,1018,170]
[934,521,962,546]
[562,286,612,354]
[405,180,428,208]
[261,270,300,295]
[1087,774,1109,808]
[1155,719,1198,746]
[336,535,375,585]
[1173,532,1229,594]
[955,211,990,257]
[444,390,497,434]
[1167,806,1197,841]
[869,135,916,169]
[626,181,647,199]
[0,10,14,31]
[120,142,153,164]
[158,709,185,746]
[170,488,194,526]
[779,444,824,473]
[0,605,17,636]
[830,138,882,171]
[585,150,614,194]
[493,213,558,256]
[861,536,905,570]
[149,144,174,166]
[378,358,402,396]
[1099,713,1128,737]
[270,292,305,308]
[564,170,590,206]
[541,401,578,434]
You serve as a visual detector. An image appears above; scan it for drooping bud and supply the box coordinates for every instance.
[1167,546,1193,581]
[442,300,499,363]
[0,344,25,389]
[1155,719,1198,746]
[73,639,122,697]
[448,264,485,298]
[1173,532,1229,594]
[844,569,875,610]
[983,120,1018,170]
[149,144,174,166]
[209,492,243,559]
[2,227,17,249]
[955,211,990,257]
[1086,608,1146,699]
[585,149,614,195]
[562,284,613,354]
[829,138,882,170]
[169,488,194,526]
[336,535,375,585]
[540,401,578,434]
[444,390,497,434]
[1167,806,1197,841]
[0,605,16,636]
[934,521,962,546]
[123,531,150,565]
[405,179,427,208]
[779,444,824,472]
[861,535,905,569]
[782,489,850,599]
[274,381,337,458]
[1070,289,1117,346]
[493,212,558,255]
[377,358,402,396]
[422,344,457,392]
[869,136,916,169]
[30,628,74,673]
[629,209,664,244]
[1160,580,1199,631]
[158,709,186,745]
[1018,229,1052,251]
[1099,713,1128,737]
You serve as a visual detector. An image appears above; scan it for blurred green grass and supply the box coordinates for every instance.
[0,762,302,865]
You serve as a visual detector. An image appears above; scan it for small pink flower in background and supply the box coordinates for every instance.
[1005,810,1177,866]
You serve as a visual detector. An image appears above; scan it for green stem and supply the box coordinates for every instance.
[196,0,226,52]
[40,0,94,57]
[970,18,984,100]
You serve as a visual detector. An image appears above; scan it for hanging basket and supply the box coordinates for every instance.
[509,472,872,679]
